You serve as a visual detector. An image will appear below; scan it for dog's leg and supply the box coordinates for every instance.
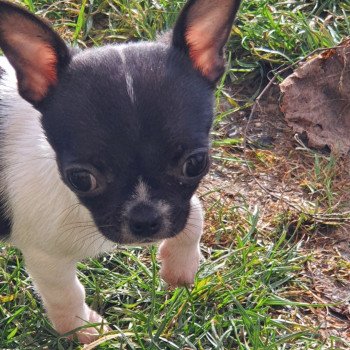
[23,249,108,344]
[158,195,203,286]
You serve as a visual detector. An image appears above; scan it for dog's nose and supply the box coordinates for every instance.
[128,203,162,236]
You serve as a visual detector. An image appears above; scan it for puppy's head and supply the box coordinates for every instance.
[0,0,241,244]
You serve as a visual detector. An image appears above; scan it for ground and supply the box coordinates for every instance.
[203,82,350,345]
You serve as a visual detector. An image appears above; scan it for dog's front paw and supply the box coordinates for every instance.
[50,305,109,344]
[158,242,201,286]
[74,308,110,344]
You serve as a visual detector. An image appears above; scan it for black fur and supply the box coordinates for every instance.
[0,0,241,245]
[40,43,213,243]
[0,204,11,240]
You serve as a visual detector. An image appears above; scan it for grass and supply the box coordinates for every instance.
[1,0,350,349]
[0,211,329,349]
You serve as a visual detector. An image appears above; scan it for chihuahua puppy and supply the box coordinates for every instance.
[0,0,241,343]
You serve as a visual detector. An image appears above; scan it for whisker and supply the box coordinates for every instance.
[82,231,106,253]
[59,224,100,239]
[71,230,102,249]
[58,203,81,223]
[60,222,96,229]
[184,223,202,230]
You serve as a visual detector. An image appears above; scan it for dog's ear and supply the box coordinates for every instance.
[172,0,241,84]
[0,1,70,104]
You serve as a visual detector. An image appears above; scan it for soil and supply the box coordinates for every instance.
[200,83,350,345]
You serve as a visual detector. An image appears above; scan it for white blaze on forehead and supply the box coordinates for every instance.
[125,73,135,103]
[134,179,150,202]
[119,48,135,104]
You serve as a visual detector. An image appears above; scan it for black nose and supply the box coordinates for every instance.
[128,203,162,236]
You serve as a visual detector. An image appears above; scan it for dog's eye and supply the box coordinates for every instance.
[66,169,98,194]
[182,151,208,178]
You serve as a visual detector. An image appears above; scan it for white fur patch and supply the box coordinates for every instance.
[133,178,150,202]
[158,195,204,286]
[125,72,135,104]
[119,48,136,104]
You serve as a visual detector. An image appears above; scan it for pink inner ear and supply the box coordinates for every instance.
[25,44,58,100]
[9,33,58,102]
[186,25,223,81]
[35,44,58,85]
[184,2,232,81]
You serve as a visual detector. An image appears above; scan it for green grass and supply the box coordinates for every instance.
[0,210,333,349]
[1,0,350,349]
